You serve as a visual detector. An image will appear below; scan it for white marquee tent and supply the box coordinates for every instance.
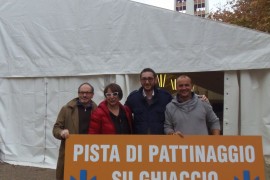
[0,0,270,169]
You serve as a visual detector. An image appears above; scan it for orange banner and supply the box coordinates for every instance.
[64,135,265,180]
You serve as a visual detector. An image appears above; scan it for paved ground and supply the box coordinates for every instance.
[0,162,55,180]
[266,156,270,180]
[267,164,270,180]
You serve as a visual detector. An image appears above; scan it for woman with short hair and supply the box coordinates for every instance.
[88,83,132,134]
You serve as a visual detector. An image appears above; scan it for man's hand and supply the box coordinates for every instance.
[168,131,184,138]
[211,129,220,135]
[60,129,70,139]
[198,95,209,103]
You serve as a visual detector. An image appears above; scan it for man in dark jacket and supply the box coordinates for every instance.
[125,68,172,134]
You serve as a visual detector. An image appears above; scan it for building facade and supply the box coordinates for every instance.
[176,0,209,17]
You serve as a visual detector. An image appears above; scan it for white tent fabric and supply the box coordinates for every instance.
[1,0,270,77]
[223,70,270,156]
[0,0,270,169]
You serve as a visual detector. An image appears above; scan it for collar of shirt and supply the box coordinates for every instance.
[77,99,92,109]
[143,89,155,99]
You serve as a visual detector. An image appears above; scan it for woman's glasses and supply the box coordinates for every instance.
[105,92,119,97]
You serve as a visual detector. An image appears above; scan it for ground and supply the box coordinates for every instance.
[0,161,269,180]
[0,162,55,180]
[266,161,270,180]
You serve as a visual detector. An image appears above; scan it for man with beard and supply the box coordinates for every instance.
[125,68,173,134]
[164,75,220,136]
[52,82,97,180]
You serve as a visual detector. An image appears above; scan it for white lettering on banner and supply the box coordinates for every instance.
[89,144,99,162]
[149,145,183,162]
[179,145,188,162]
[180,171,218,180]
[139,171,218,180]
[112,171,133,180]
[126,145,142,162]
[227,145,255,162]
[73,144,255,163]
[73,144,120,162]
[73,144,83,161]
[148,145,255,163]
[205,146,217,162]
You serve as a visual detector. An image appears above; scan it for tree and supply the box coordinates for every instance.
[209,0,270,33]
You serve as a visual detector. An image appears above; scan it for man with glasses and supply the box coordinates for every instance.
[125,68,172,134]
[52,82,97,180]
[125,68,208,135]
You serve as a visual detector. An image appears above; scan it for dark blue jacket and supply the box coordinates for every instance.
[125,87,172,134]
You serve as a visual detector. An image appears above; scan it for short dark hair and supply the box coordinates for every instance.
[140,68,157,79]
[78,82,94,93]
[104,83,123,100]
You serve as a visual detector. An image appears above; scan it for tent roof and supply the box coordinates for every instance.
[1,0,270,78]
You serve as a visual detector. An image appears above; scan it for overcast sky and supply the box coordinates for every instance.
[209,0,228,12]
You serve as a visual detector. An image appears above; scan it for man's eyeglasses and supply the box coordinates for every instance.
[141,77,154,82]
[78,91,93,95]
[105,92,119,97]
